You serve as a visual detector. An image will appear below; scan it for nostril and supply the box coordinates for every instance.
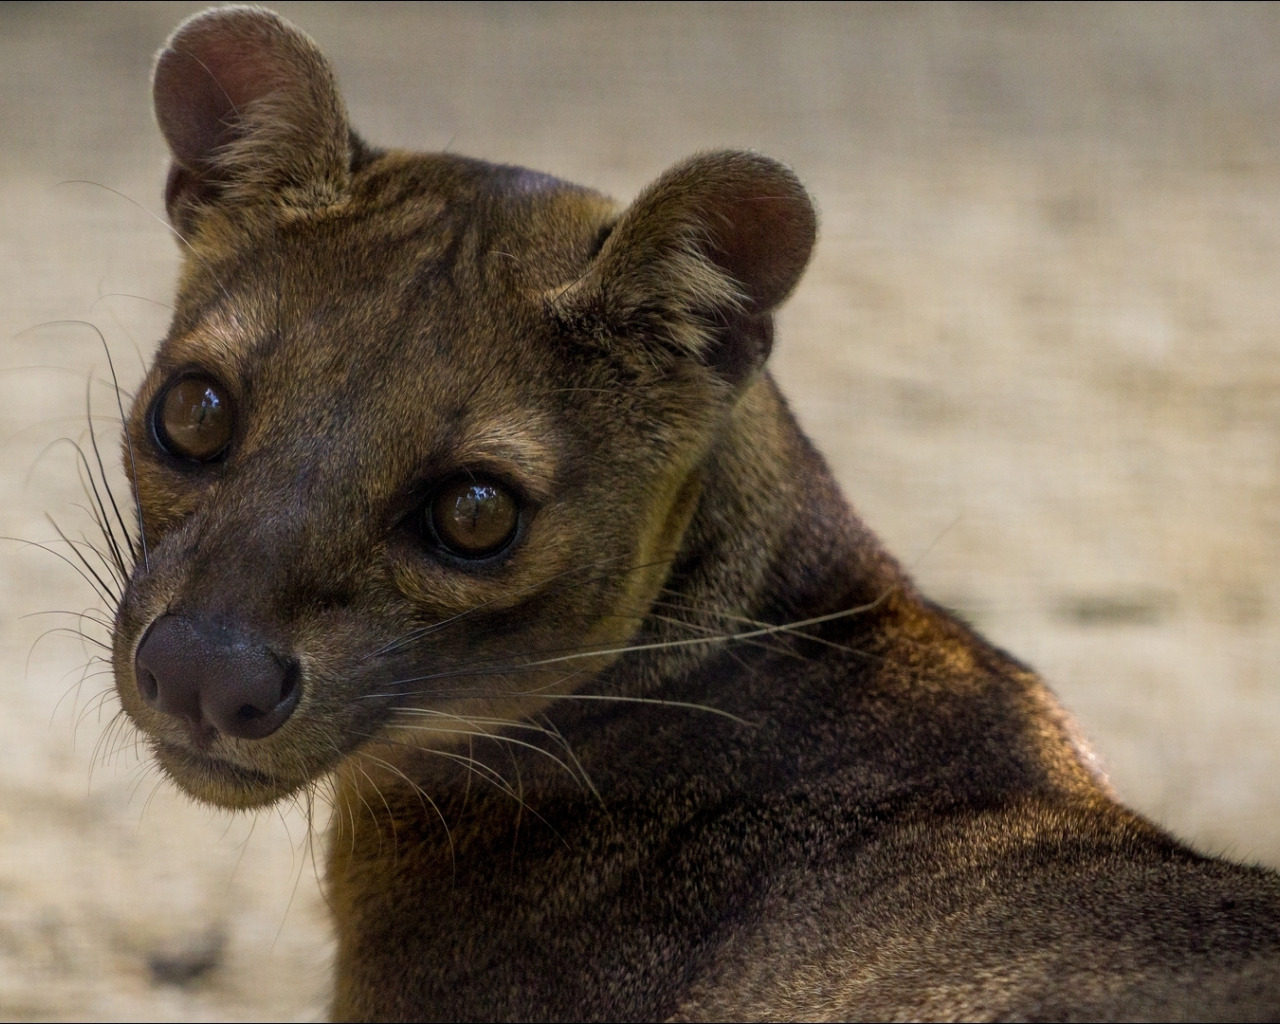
[278,660,300,705]
[228,658,303,737]
[138,668,159,705]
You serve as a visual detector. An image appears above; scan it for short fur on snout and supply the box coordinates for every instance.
[112,7,1280,1021]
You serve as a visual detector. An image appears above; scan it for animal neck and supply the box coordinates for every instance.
[607,370,911,697]
[640,371,901,647]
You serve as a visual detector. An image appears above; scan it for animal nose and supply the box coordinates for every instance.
[134,614,301,740]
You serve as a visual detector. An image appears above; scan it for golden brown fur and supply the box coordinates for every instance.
[111,7,1280,1020]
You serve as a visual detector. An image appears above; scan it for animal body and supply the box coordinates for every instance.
[109,6,1280,1020]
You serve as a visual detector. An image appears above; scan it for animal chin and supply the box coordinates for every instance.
[150,737,309,810]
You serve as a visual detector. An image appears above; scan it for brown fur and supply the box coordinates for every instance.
[111,7,1280,1020]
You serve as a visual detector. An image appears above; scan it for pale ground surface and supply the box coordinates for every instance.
[3,2,1280,1019]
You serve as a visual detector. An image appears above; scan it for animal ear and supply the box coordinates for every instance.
[571,151,816,386]
[152,6,352,231]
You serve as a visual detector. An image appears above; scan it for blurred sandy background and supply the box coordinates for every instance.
[4,2,1280,1018]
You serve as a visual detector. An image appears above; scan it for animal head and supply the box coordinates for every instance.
[114,6,816,809]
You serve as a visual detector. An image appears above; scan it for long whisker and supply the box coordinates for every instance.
[388,710,599,800]
[20,320,146,571]
[391,708,589,761]
[65,435,129,584]
[504,593,894,669]
[645,609,800,661]
[19,527,118,606]
[84,374,139,570]
[373,593,888,702]
[96,327,148,572]
[344,722,572,848]
[501,690,751,725]
[21,607,115,632]
[647,594,867,658]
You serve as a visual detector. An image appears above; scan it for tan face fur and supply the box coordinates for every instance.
[113,8,815,809]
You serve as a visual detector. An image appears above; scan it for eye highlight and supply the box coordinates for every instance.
[429,478,520,559]
[152,374,234,462]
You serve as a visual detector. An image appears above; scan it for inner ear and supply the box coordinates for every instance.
[614,151,816,316]
[152,7,352,224]
[154,21,276,172]
[693,165,818,316]
[581,151,817,385]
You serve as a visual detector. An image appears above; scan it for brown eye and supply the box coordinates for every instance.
[153,375,234,462]
[429,478,519,559]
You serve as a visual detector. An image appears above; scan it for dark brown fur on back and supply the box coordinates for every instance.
[110,7,1280,1020]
